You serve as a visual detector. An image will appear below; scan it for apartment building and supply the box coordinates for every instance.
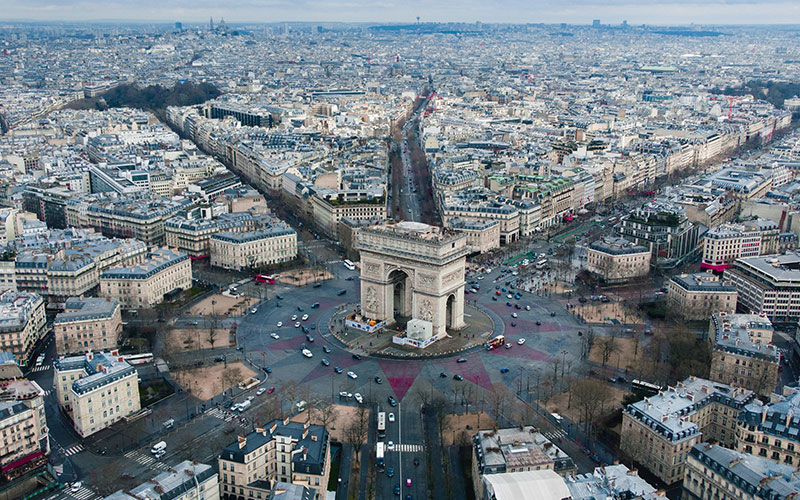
[701,219,781,272]
[667,273,738,321]
[54,297,122,356]
[53,350,141,438]
[620,376,755,484]
[218,419,330,500]
[99,247,192,310]
[104,460,220,500]
[616,203,700,268]
[0,291,46,366]
[684,443,800,500]
[310,194,386,240]
[725,252,800,322]
[471,426,576,499]
[0,378,48,473]
[447,218,500,254]
[586,237,650,283]
[441,191,520,245]
[708,168,773,209]
[709,312,779,398]
[165,209,269,258]
[210,224,297,271]
[736,386,800,466]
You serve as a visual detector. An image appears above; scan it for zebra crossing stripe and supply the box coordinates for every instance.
[64,445,84,456]
[70,488,97,500]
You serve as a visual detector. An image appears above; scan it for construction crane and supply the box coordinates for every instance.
[725,96,743,120]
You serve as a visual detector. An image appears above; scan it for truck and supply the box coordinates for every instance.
[150,441,167,454]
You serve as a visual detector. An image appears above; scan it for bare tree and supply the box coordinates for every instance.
[599,335,620,367]
[429,394,451,448]
[571,378,611,437]
[344,405,370,464]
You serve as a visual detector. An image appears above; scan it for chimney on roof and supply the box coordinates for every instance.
[238,434,247,449]
[86,351,93,362]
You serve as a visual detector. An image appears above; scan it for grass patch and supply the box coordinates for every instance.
[139,380,174,407]
[327,443,342,491]
[639,300,667,319]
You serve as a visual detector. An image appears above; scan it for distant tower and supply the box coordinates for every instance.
[416,16,420,24]
[209,17,214,31]
[219,18,227,33]
[175,22,182,32]
[592,19,601,27]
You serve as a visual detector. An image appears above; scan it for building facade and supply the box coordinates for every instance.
[667,273,738,321]
[725,252,800,323]
[210,225,297,271]
[53,350,140,438]
[0,291,46,366]
[53,297,122,356]
[104,460,220,500]
[736,386,800,466]
[586,237,651,283]
[99,247,192,310]
[0,378,48,471]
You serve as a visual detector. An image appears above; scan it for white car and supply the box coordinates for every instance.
[302,314,309,321]
[276,321,283,328]
[294,322,301,328]
[477,276,484,280]
[291,315,298,321]
[387,441,395,450]
[250,307,258,314]
[70,482,82,493]
[507,294,513,299]
[256,388,266,395]
[525,305,531,311]
[511,312,518,318]
[302,349,313,358]
[270,333,280,339]
[247,396,254,401]
[347,371,358,379]
[388,413,395,422]
[517,338,526,345]
[354,392,363,404]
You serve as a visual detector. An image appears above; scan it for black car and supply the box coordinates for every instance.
[311,302,320,308]
[536,320,541,325]
[313,283,322,288]
[302,326,309,334]
[297,306,304,311]
[337,289,347,296]
[413,457,420,466]
[375,376,383,384]
[388,396,397,407]
[346,276,355,281]
[263,366,272,374]
[453,374,464,381]
[550,311,556,316]
[334,367,343,373]
[213,356,225,362]
[276,295,284,300]
[224,400,233,408]
[306,334,314,342]
[352,353,362,360]
[439,372,447,378]
[394,484,401,496]
[456,358,467,363]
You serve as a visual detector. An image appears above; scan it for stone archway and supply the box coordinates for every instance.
[446,293,456,330]
[388,269,412,318]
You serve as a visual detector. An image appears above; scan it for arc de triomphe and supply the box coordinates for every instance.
[356,221,468,338]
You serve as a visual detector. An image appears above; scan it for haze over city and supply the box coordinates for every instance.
[3,7,800,500]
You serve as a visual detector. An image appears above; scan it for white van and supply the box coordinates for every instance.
[151,441,167,454]
[238,400,252,412]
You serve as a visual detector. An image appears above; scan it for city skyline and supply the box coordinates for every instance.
[2,0,800,25]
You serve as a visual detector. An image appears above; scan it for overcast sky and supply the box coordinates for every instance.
[1,0,799,25]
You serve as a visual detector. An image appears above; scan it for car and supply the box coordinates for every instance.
[492,296,498,301]
[389,412,395,422]
[276,302,282,307]
[406,478,412,487]
[256,388,266,395]
[506,302,513,307]
[578,296,588,303]
[214,356,225,362]
[500,367,510,374]
[276,295,284,300]
[302,349,313,358]
[297,306,304,311]
[505,343,512,349]
[510,321,517,327]
[321,358,330,366]
[224,400,233,408]
[276,321,283,327]
[388,396,397,407]
[155,450,166,459]
[313,283,321,288]
[354,393,364,404]
[346,276,355,281]
[506,294,512,299]
[323,345,331,353]
[302,326,310,334]
[375,376,383,384]
[250,307,258,314]
[550,311,556,316]
[270,332,280,339]
[536,320,541,326]
[338,391,349,399]
[517,338,526,345]
[294,322,301,328]
[515,304,521,310]
[387,466,394,477]
[511,312,518,318]
[495,290,501,295]
[291,315,298,321]
[334,366,343,373]
[311,323,316,329]
[352,353,362,360]
[453,374,464,381]
[306,334,314,342]
[347,371,358,379]
[456,357,467,363]
[394,484,401,495]
[311,302,320,308]
[525,305,531,311]
[71,482,82,493]
[337,289,347,296]
[246,395,255,402]
[302,314,309,321]
[267,386,275,394]
[439,372,447,378]
[263,366,272,374]
[413,457,420,466]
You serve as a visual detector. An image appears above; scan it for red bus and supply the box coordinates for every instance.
[487,335,505,350]
[254,274,275,284]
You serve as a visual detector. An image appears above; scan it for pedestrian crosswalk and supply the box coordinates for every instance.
[543,430,566,442]
[43,389,52,397]
[124,450,169,470]
[31,365,51,373]
[206,407,234,422]
[67,486,100,500]
[393,444,424,453]
[64,444,84,457]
